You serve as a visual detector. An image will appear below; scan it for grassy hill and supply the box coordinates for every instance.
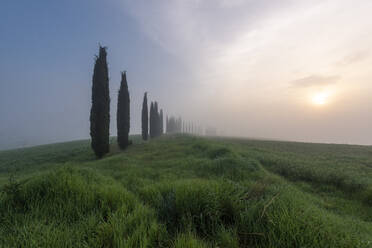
[0,135,372,247]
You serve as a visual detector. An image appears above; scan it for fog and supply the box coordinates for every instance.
[1,0,372,150]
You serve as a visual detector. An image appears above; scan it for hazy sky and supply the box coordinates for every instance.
[1,0,372,149]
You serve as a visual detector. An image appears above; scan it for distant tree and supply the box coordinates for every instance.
[166,115,169,133]
[171,117,174,133]
[165,115,184,134]
[168,117,173,133]
[149,102,155,138]
[178,117,182,133]
[90,46,110,158]
[117,71,130,149]
[154,102,159,136]
[160,109,164,135]
[141,92,148,140]
[147,100,164,138]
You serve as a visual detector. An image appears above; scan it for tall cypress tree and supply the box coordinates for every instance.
[141,92,148,140]
[154,102,159,137]
[90,46,110,158]
[117,71,130,149]
[160,109,163,135]
[166,115,169,134]
[149,102,154,138]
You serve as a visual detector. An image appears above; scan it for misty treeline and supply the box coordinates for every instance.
[165,116,182,134]
[90,46,205,158]
[148,101,163,139]
[165,116,203,136]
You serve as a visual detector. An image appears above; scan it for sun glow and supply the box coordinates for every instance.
[311,92,329,106]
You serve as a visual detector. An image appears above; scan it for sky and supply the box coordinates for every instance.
[1,0,372,149]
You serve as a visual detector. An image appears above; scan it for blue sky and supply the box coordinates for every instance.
[0,0,192,149]
[1,0,372,149]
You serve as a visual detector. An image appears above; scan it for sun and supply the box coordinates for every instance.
[311,92,329,106]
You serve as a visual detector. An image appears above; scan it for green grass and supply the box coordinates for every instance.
[1,134,372,247]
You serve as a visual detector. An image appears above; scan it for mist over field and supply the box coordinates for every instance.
[1,0,372,150]
[3,1,372,247]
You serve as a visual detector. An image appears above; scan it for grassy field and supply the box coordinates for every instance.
[1,135,372,247]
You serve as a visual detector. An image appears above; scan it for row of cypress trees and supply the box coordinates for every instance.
[141,92,164,140]
[89,46,214,158]
[91,46,210,158]
[166,116,182,133]
[183,122,203,135]
[149,101,163,138]
[90,46,168,158]
[141,94,164,140]
[165,116,203,135]
[89,46,206,158]
[90,46,130,158]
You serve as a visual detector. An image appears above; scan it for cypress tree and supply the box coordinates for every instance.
[141,92,148,140]
[149,102,154,138]
[117,71,130,149]
[90,46,110,158]
[154,102,159,136]
[160,109,164,135]
[178,117,182,133]
[166,115,169,133]
[168,117,172,133]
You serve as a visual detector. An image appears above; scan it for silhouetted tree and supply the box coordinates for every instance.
[90,46,110,158]
[149,102,155,138]
[117,71,130,149]
[148,100,164,138]
[154,102,159,136]
[141,92,148,140]
[166,115,169,133]
[160,109,164,134]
